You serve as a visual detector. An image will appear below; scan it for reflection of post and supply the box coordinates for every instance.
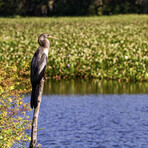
[29,78,45,148]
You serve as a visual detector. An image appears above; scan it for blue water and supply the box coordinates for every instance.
[24,94,148,148]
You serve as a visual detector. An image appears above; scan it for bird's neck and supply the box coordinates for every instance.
[43,47,49,57]
[43,42,49,48]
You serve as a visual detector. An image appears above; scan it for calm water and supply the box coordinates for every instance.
[24,80,148,148]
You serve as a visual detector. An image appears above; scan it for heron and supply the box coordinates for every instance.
[31,33,58,109]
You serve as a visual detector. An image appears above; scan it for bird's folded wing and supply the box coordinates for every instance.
[31,53,47,84]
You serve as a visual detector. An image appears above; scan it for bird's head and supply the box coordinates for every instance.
[38,33,58,47]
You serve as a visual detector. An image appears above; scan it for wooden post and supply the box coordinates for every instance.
[29,78,45,148]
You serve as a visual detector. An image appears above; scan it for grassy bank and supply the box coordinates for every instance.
[0,15,148,81]
[0,15,148,146]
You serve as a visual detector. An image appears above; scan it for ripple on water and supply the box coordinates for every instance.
[24,94,148,148]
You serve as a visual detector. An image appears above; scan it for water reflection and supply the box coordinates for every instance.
[44,79,148,95]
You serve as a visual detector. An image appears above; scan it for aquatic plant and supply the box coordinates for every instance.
[0,15,147,81]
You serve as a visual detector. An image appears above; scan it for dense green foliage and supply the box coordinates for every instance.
[0,0,147,16]
[0,15,148,81]
[53,0,145,16]
[0,66,31,147]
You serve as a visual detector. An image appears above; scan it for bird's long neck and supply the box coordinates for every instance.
[44,41,49,48]
[42,46,49,57]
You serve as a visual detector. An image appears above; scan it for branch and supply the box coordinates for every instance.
[29,78,45,148]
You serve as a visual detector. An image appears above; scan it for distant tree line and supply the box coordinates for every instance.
[0,0,147,16]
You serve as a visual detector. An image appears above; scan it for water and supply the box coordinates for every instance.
[24,80,148,148]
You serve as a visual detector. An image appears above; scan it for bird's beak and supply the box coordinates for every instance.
[47,35,58,40]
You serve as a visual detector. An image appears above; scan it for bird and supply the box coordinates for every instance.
[30,33,58,109]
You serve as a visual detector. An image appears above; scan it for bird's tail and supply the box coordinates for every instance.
[31,84,39,109]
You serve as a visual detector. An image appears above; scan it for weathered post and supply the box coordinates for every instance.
[29,78,44,148]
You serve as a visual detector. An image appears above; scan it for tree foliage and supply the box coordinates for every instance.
[0,65,31,147]
[53,0,95,16]
[0,0,147,16]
